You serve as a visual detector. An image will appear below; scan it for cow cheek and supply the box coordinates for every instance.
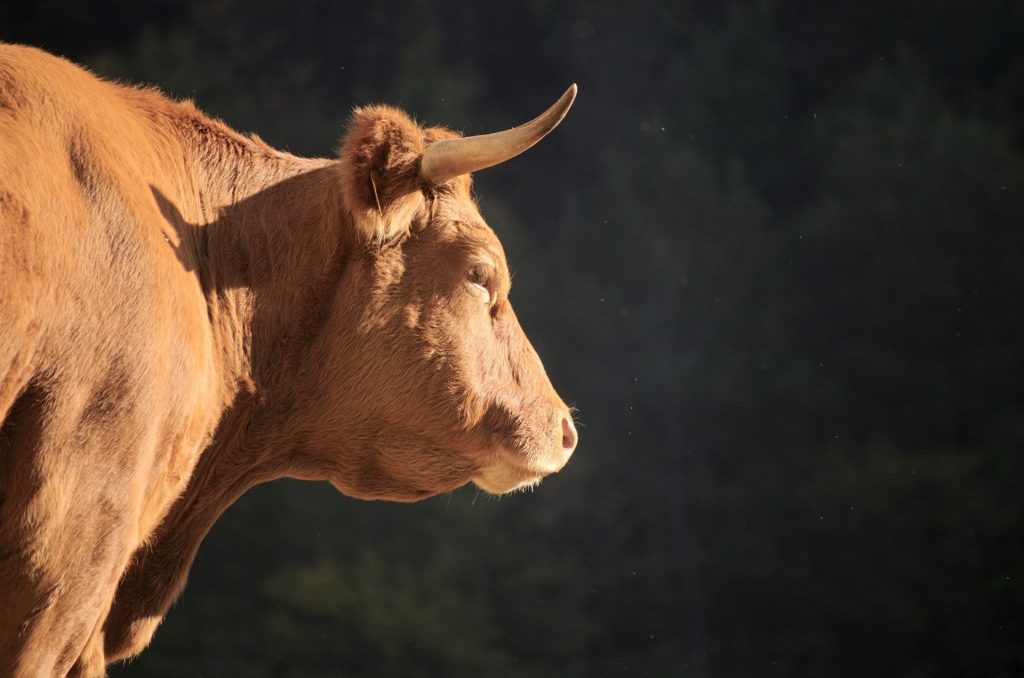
[453,314,509,421]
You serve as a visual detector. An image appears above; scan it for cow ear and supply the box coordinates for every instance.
[338,105,426,245]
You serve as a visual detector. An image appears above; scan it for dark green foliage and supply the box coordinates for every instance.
[4,1,1022,675]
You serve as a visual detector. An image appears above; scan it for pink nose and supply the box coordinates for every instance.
[561,415,578,453]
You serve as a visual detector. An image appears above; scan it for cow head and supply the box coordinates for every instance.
[294,87,578,501]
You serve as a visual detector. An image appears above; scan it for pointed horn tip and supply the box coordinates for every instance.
[418,84,579,186]
[561,83,578,111]
[544,83,578,131]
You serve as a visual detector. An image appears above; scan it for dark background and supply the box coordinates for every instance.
[4,1,1023,676]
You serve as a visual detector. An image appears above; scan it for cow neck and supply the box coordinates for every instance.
[107,128,360,633]
[176,122,350,384]
[103,113,358,651]
[178,125,357,484]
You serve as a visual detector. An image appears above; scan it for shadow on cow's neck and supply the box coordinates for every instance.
[150,187,197,274]
[149,170,355,391]
[150,167,349,295]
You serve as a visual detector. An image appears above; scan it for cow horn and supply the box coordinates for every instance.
[419,84,577,186]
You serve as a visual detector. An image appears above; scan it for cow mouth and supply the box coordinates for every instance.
[471,447,569,495]
[472,468,545,495]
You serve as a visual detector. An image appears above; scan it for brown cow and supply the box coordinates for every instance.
[0,43,577,676]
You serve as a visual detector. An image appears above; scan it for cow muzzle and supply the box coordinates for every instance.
[473,409,577,494]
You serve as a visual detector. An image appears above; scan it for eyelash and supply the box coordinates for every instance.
[468,264,490,288]
[467,264,495,304]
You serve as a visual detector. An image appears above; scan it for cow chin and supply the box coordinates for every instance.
[471,447,568,495]
[472,466,546,495]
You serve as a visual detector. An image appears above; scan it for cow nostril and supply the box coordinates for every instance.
[561,415,578,452]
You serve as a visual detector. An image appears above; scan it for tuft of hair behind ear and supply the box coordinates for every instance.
[338,105,427,245]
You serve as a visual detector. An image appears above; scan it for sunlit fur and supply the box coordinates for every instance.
[0,44,575,677]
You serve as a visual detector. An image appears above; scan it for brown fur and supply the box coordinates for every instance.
[0,44,576,676]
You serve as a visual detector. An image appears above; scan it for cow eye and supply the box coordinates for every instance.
[467,264,494,302]
[467,264,489,286]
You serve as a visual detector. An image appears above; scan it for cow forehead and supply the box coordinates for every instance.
[431,188,484,226]
[431,196,506,260]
